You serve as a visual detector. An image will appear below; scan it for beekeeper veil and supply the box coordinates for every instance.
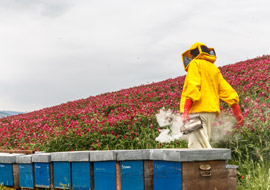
[182,42,216,71]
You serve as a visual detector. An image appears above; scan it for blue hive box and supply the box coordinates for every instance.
[0,153,23,187]
[0,163,13,186]
[90,150,118,190]
[72,162,91,190]
[121,161,144,190]
[17,155,34,188]
[19,164,34,188]
[94,161,116,190]
[51,152,71,189]
[153,161,182,190]
[32,153,52,188]
[69,151,91,190]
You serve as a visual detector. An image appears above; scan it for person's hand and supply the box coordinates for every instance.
[182,99,193,123]
[232,104,243,126]
[182,112,189,123]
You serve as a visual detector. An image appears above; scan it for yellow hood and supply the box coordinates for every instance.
[182,42,216,71]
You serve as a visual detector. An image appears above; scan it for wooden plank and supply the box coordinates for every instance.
[32,163,35,190]
[225,167,237,190]
[143,161,153,190]
[182,161,237,190]
[153,161,182,190]
[50,162,54,189]
[90,162,95,190]
[0,150,35,154]
[116,161,121,190]
[12,164,19,189]
[120,161,144,190]
[94,161,116,190]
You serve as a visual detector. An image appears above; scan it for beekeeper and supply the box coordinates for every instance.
[180,42,243,149]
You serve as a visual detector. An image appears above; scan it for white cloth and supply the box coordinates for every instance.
[188,113,216,149]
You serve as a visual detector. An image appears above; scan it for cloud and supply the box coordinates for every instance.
[0,0,73,18]
[0,0,270,111]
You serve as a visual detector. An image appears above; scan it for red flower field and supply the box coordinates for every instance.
[0,55,269,152]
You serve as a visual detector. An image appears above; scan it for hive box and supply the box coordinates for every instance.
[51,152,71,189]
[69,151,91,190]
[0,153,23,188]
[32,153,52,188]
[17,155,34,188]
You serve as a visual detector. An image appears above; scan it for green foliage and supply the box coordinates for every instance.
[0,184,5,190]
[237,158,270,190]
[215,95,270,188]
[40,115,188,152]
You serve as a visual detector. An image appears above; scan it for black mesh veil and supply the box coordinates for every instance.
[182,45,216,71]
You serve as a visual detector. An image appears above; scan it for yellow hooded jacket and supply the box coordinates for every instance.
[180,42,239,114]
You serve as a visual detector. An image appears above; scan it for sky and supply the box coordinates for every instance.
[0,0,270,112]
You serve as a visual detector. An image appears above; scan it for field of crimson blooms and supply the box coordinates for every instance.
[0,55,269,153]
[0,55,270,188]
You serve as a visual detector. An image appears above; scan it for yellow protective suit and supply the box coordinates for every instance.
[180,42,239,114]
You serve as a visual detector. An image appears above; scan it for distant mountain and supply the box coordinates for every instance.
[0,111,23,118]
